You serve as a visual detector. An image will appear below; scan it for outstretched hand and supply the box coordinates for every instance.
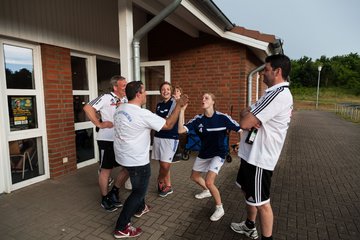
[177,94,189,107]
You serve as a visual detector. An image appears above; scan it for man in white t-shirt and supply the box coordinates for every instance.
[83,76,129,212]
[231,54,293,240]
[112,81,188,238]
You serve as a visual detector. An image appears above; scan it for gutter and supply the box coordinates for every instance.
[132,0,182,81]
[202,0,234,30]
[247,39,284,106]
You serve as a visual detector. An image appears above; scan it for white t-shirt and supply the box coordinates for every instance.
[238,82,293,171]
[113,103,166,167]
[88,92,127,141]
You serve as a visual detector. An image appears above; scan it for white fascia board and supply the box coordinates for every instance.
[181,0,270,52]
[223,31,270,52]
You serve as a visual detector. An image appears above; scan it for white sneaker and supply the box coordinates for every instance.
[210,205,224,221]
[125,178,132,190]
[230,221,259,239]
[195,189,212,199]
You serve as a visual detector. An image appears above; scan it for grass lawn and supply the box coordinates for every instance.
[292,87,360,123]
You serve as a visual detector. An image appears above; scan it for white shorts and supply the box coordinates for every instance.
[151,137,179,163]
[192,156,225,175]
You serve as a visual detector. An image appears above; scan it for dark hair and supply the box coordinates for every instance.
[159,81,172,92]
[265,54,291,80]
[125,81,143,101]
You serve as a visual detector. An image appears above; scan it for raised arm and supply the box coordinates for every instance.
[161,95,188,130]
[178,103,188,134]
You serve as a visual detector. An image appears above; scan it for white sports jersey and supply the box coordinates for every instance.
[88,92,127,141]
[238,82,293,170]
[113,103,166,167]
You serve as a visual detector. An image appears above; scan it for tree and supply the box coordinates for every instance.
[290,53,360,95]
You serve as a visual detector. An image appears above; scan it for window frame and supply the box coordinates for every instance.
[0,39,49,192]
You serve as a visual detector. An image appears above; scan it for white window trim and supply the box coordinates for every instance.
[0,39,49,193]
[140,60,171,96]
[71,52,98,168]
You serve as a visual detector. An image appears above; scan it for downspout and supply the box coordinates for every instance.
[247,64,265,106]
[132,0,182,81]
[247,39,284,106]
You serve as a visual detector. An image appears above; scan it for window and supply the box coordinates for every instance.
[0,40,49,191]
[140,60,170,111]
[71,56,89,90]
[4,44,35,89]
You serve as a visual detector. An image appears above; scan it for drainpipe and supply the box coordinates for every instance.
[132,0,182,81]
[247,39,284,106]
[202,0,234,30]
[247,64,265,106]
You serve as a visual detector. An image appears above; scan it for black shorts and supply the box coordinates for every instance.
[236,159,273,206]
[97,141,120,169]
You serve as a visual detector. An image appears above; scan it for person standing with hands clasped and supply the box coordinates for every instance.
[178,93,241,222]
[113,81,188,238]
[83,75,129,212]
[231,54,293,240]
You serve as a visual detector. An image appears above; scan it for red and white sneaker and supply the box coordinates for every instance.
[114,223,142,239]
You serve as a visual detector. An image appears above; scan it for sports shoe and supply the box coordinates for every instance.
[101,196,118,212]
[124,178,132,190]
[114,223,142,239]
[195,189,212,199]
[159,186,173,197]
[230,221,259,239]
[134,204,150,218]
[210,205,224,221]
[108,191,123,208]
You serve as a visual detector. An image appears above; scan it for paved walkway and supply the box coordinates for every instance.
[0,111,359,240]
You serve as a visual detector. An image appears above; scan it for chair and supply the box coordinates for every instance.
[9,140,36,179]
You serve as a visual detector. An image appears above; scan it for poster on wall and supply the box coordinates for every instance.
[9,96,36,131]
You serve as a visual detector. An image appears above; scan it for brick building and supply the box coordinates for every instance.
[0,0,282,193]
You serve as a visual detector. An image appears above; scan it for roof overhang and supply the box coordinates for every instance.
[133,0,280,61]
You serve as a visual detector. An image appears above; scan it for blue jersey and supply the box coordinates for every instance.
[185,111,240,159]
[154,98,179,139]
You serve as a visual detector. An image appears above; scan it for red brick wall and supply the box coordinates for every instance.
[148,23,265,145]
[41,44,76,178]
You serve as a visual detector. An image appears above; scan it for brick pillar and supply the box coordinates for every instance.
[41,44,77,178]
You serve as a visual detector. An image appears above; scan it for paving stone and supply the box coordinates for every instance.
[0,111,359,239]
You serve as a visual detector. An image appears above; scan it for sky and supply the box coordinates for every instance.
[212,0,360,60]
[4,44,33,72]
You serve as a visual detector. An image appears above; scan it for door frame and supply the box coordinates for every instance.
[0,39,49,193]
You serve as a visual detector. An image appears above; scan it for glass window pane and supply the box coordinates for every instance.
[8,96,38,131]
[76,128,94,163]
[96,58,120,95]
[4,44,35,89]
[9,137,44,184]
[73,95,89,123]
[142,66,164,91]
[71,56,89,90]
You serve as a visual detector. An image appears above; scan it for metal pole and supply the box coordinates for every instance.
[316,65,322,109]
